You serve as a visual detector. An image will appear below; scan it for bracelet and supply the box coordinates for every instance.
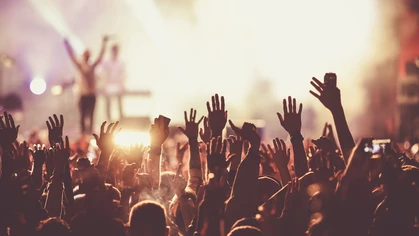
[290,133,304,142]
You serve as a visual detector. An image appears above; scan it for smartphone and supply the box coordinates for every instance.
[158,115,171,127]
[364,139,391,155]
[324,73,337,87]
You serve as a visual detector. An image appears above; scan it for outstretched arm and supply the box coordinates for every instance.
[178,109,204,192]
[63,39,81,69]
[310,76,355,161]
[92,36,109,68]
[277,96,308,177]
[225,121,261,231]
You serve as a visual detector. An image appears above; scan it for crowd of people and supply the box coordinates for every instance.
[1,75,419,236]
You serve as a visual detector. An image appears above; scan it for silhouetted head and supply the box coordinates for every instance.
[35,217,72,236]
[83,49,91,62]
[227,226,264,236]
[257,175,281,205]
[128,201,169,236]
[111,44,119,59]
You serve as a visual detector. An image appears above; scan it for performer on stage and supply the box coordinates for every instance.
[100,44,126,120]
[64,36,109,134]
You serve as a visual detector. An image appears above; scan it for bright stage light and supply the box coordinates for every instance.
[114,131,150,147]
[30,77,47,95]
[29,0,85,54]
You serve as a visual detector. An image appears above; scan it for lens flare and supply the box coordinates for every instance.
[114,131,150,147]
[30,77,47,95]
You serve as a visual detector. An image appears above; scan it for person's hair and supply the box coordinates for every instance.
[231,217,261,230]
[70,213,126,236]
[227,226,264,236]
[257,175,281,205]
[35,217,72,236]
[129,200,167,236]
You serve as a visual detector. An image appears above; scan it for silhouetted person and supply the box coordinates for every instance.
[64,36,108,134]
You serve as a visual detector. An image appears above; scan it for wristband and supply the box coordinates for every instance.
[290,133,304,142]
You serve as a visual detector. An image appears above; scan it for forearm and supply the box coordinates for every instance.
[331,106,355,160]
[227,154,240,186]
[290,135,309,177]
[178,195,196,230]
[188,139,202,192]
[225,151,260,230]
[278,166,291,186]
[93,40,107,67]
[63,165,75,212]
[45,176,64,217]
[96,150,112,182]
[196,202,223,236]
[31,162,44,190]
[149,147,162,189]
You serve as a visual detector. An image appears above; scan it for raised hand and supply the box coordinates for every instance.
[46,114,64,145]
[53,136,71,177]
[127,143,146,167]
[207,136,227,175]
[13,141,31,174]
[199,117,211,143]
[229,120,261,152]
[103,35,110,42]
[268,138,290,171]
[310,77,341,112]
[312,136,338,154]
[308,146,334,182]
[267,138,291,184]
[93,121,120,153]
[176,142,189,165]
[45,148,55,180]
[30,144,47,189]
[227,135,243,171]
[322,122,337,144]
[260,144,276,175]
[30,144,47,166]
[277,96,303,136]
[0,111,20,149]
[178,109,204,140]
[206,94,227,137]
[227,135,243,158]
[149,117,170,148]
[284,177,300,211]
[122,163,136,188]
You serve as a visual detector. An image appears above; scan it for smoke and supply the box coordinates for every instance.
[355,0,419,138]
[0,0,416,137]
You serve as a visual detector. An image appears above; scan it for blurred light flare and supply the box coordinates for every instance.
[114,131,150,147]
[51,85,63,96]
[30,77,47,95]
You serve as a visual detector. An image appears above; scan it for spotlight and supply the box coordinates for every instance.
[30,77,47,95]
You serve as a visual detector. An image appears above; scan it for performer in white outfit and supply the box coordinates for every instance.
[101,44,126,120]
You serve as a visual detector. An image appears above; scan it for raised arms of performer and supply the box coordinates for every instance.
[63,39,81,69]
[92,36,109,68]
